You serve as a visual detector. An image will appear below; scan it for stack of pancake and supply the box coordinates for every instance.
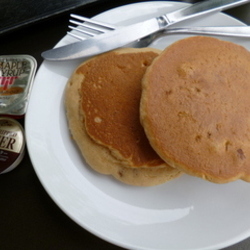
[65,36,250,186]
[65,47,181,186]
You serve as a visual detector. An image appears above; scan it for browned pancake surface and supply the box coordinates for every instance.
[79,49,163,167]
[65,48,181,186]
[141,36,250,183]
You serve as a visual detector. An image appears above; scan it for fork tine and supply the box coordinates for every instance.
[69,19,106,34]
[70,14,115,30]
[67,31,86,40]
[68,25,96,39]
[68,14,116,41]
[68,25,95,36]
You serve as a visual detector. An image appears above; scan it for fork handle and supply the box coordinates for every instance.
[164,0,250,25]
[164,26,250,37]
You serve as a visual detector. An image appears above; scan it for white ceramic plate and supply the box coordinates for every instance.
[26,2,250,250]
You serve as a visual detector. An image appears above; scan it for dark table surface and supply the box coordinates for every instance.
[1,0,250,249]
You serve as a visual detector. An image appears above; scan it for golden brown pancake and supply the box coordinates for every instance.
[65,48,181,186]
[140,36,250,183]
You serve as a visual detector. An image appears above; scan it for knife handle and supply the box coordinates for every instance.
[163,0,250,26]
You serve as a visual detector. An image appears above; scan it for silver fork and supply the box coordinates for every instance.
[68,14,250,48]
[68,14,116,39]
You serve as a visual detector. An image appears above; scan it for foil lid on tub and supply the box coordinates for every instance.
[0,55,37,118]
[0,117,25,174]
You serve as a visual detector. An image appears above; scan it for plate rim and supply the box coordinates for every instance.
[26,2,250,250]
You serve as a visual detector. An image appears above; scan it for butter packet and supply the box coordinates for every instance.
[0,117,25,174]
[0,55,37,118]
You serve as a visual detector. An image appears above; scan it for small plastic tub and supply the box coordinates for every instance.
[0,55,37,118]
[0,117,25,174]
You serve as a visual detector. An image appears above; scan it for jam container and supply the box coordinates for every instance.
[0,55,37,118]
[0,117,25,174]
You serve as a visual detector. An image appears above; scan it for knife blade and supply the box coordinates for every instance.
[42,0,250,61]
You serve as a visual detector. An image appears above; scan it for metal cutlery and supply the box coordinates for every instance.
[68,14,250,48]
[42,0,250,61]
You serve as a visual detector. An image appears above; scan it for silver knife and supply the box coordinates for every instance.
[42,0,250,61]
